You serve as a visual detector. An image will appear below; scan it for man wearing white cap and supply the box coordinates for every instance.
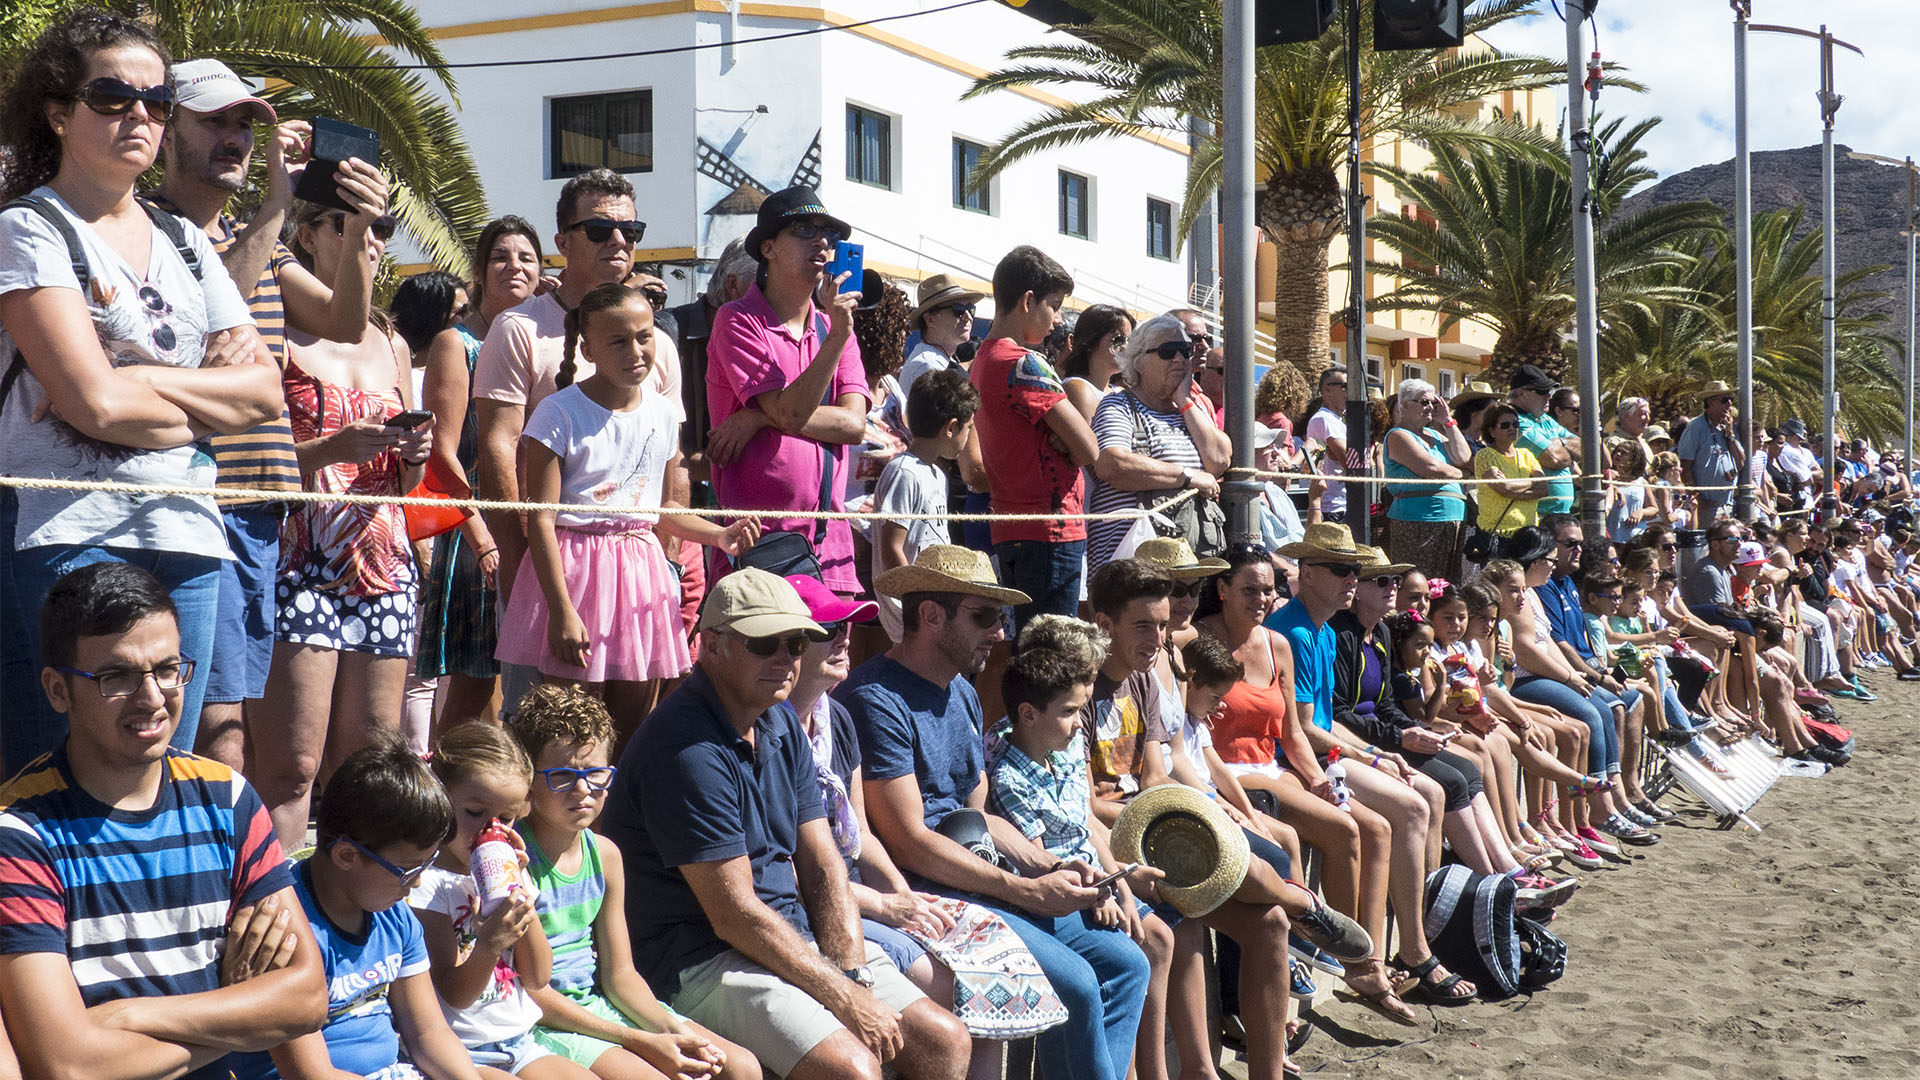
[149,59,391,769]
[602,568,969,1080]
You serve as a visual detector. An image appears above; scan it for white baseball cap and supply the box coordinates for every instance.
[170,59,276,123]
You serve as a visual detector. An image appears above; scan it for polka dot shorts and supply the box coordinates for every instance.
[275,555,417,658]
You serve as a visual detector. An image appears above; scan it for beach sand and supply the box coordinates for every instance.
[1221,683,1920,1079]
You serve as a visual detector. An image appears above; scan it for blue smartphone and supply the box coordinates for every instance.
[826,241,864,293]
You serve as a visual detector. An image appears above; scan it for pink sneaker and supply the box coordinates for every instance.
[1576,826,1630,863]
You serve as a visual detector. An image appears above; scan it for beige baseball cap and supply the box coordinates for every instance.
[697,567,827,639]
[171,59,276,123]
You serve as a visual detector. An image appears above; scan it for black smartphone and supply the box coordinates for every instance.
[385,409,433,430]
[1089,862,1140,891]
[294,117,381,212]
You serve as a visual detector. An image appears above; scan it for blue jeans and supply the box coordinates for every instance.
[995,539,1086,644]
[965,899,1149,1080]
[205,503,283,704]
[1511,675,1624,776]
[0,490,219,769]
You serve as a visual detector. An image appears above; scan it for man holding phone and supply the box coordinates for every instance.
[150,59,389,770]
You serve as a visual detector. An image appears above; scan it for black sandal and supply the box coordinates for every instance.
[1396,954,1476,1005]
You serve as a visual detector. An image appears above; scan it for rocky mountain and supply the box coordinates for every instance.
[1618,144,1916,327]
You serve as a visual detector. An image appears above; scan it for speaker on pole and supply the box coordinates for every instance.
[1375,0,1465,51]
[1257,0,1336,46]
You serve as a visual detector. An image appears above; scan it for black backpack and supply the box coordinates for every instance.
[1422,864,1521,1000]
[1516,914,1567,988]
[0,194,203,413]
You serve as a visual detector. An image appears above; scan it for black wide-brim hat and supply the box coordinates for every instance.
[745,185,852,263]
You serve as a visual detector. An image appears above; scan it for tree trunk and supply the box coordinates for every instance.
[1259,165,1345,388]
[1485,324,1574,390]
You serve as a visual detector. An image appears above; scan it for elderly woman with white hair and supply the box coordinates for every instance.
[1383,379,1473,577]
[1085,313,1231,569]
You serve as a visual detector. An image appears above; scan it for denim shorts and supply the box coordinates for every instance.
[205,503,283,704]
[467,1030,554,1074]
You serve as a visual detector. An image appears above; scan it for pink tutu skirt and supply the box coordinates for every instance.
[495,524,691,683]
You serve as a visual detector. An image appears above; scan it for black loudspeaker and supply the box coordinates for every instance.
[1257,0,1337,46]
[1375,0,1466,50]
[997,0,1092,25]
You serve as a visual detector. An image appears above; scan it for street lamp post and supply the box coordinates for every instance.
[1566,0,1603,549]
[1848,151,1920,474]
[1731,2,1754,521]
[1751,22,1861,494]
[1220,0,1260,545]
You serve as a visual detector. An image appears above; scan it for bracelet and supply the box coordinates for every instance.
[1446,419,1459,428]
[473,546,497,560]
[1372,754,1383,768]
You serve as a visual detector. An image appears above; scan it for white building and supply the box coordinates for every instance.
[403,0,1196,312]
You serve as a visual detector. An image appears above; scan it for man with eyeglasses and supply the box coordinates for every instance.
[604,567,969,1080]
[145,59,394,770]
[845,546,1161,1080]
[1675,379,1746,522]
[1507,364,1579,517]
[0,562,326,1080]
[704,185,872,597]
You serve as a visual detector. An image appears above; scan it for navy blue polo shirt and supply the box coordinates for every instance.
[1534,574,1595,663]
[600,666,825,996]
[836,654,984,829]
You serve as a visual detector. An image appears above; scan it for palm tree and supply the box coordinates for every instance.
[1,0,488,274]
[963,0,1564,396]
[1599,207,1904,439]
[1363,115,1724,387]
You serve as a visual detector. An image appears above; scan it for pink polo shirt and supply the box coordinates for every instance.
[706,283,869,592]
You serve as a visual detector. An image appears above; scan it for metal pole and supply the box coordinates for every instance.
[1732,2,1755,521]
[1220,0,1260,545]
[1567,1,1603,547]
[1820,26,1838,486]
[1906,165,1916,475]
[1343,0,1371,544]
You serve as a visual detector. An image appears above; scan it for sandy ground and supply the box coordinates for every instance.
[1212,676,1920,1079]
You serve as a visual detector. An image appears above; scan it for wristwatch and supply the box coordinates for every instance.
[843,965,876,988]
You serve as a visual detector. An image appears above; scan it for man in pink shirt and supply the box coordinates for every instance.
[705,187,870,594]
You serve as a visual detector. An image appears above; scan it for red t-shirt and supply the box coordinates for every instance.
[969,338,1085,543]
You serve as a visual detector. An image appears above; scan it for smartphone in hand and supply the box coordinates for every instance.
[294,117,381,212]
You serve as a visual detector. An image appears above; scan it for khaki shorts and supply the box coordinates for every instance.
[669,940,925,1077]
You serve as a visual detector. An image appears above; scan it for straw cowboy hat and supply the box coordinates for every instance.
[1695,379,1735,401]
[874,545,1031,606]
[1357,544,1415,577]
[1448,380,1501,409]
[1133,537,1229,581]
[1277,522,1368,563]
[908,273,987,326]
[1111,785,1249,918]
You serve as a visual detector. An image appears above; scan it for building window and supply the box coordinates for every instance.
[953,139,991,213]
[846,105,892,188]
[1400,362,1426,384]
[1437,369,1456,398]
[1365,354,1383,382]
[1146,198,1174,259]
[1059,170,1090,238]
[550,90,653,177]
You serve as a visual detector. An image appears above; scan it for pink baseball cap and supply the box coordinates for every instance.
[784,574,878,625]
[1735,541,1768,566]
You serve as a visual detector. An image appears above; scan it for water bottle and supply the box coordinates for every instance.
[1323,746,1353,814]
[469,819,525,917]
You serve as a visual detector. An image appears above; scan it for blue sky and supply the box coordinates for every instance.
[1479,2,1917,181]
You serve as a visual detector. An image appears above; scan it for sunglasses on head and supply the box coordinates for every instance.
[1152,339,1195,361]
[735,632,814,658]
[328,212,398,242]
[567,217,645,244]
[72,77,174,122]
[786,220,845,244]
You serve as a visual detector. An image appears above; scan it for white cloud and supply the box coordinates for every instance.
[1479,1,1918,179]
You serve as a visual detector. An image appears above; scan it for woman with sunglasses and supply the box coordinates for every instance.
[252,198,432,847]
[1085,314,1230,571]
[1471,403,1552,544]
[0,11,284,768]
[1058,304,1133,421]
[1381,379,1472,580]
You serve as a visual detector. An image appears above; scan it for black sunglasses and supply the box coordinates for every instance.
[1169,579,1207,599]
[72,77,174,123]
[1493,420,1518,430]
[567,218,646,244]
[1312,562,1362,578]
[1108,331,1129,350]
[785,220,845,244]
[959,604,1006,630]
[1153,339,1196,361]
[328,212,398,242]
[942,304,975,320]
[816,619,849,640]
[735,632,813,658]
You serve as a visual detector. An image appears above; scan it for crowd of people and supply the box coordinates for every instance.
[0,9,1906,1080]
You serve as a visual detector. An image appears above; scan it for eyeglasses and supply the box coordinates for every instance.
[72,77,174,123]
[1169,580,1207,599]
[1367,574,1403,589]
[338,838,439,887]
[53,656,195,698]
[1558,539,1581,549]
[1492,420,1518,430]
[539,765,618,792]
[1188,331,1216,348]
[1312,562,1362,578]
[328,213,398,242]
[566,218,646,244]
[1153,339,1196,361]
[1659,543,1677,552]
[785,220,845,244]
[959,603,1007,630]
[1325,381,1348,390]
[943,304,975,320]
[734,632,814,658]
[816,620,850,641]
[452,302,472,321]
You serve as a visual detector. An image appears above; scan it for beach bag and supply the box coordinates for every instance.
[1515,915,1567,988]
[903,897,1070,1039]
[1803,715,1856,756]
[1422,864,1522,1000]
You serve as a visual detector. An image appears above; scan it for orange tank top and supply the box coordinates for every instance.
[1212,631,1290,766]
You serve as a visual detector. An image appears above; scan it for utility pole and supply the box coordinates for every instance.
[1731,1,1754,521]
[1220,0,1260,545]
[1849,152,1919,475]
[1343,0,1372,544]
[1566,0,1603,550]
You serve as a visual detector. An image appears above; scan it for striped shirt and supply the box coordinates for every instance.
[208,215,302,495]
[1086,388,1205,568]
[0,748,291,1077]
[523,826,606,998]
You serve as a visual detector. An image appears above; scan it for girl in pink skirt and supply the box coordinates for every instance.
[497,284,757,713]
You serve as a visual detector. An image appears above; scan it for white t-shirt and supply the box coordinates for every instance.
[519,383,677,528]
[409,866,544,1048]
[1306,406,1348,514]
[473,291,682,422]
[0,188,251,555]
[870,450,951,640]
[1151,665,1213,788]
[896,341,956,407]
